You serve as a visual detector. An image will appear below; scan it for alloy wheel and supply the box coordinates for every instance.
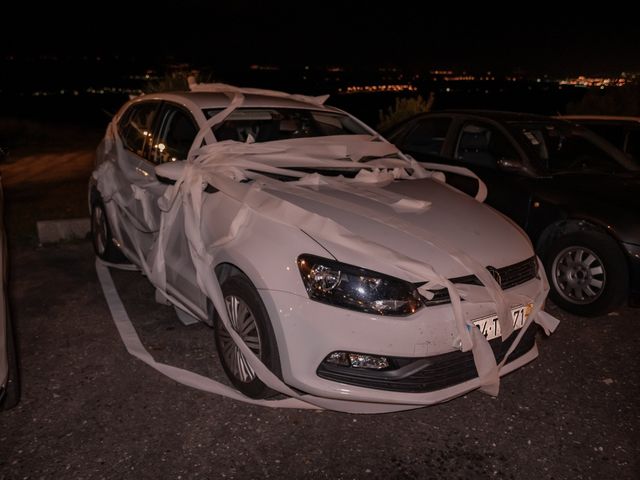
[551,245,606,304]
[218,295,262,383]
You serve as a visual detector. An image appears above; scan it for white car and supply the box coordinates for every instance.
[89,83,557,412]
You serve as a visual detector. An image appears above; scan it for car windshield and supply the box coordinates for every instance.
[203,108,370,143]
[510,122,639,174]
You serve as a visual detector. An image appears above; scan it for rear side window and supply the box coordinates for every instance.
[401,118,451,154]
[118,102,160,159]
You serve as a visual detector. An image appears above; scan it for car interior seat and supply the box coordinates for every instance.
[457,126,496,168]
[278,118,299,139]
[214,123,241,142]
[255,121,279,142]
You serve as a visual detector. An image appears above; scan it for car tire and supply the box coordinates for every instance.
[91,196,127,263]
[213,274,281,399]
[1,312,20,410]
[544,230,628,316]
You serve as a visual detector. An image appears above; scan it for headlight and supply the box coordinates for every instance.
[297,254,422,316]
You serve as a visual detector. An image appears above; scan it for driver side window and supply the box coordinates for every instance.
[150,106,198,164]
[455,123,519,169]
[118,102,160,159]
[401,118,451,155]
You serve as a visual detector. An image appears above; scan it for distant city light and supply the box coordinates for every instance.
[339,84,417,94]
[14,62,639,100]
[559,75,627,87]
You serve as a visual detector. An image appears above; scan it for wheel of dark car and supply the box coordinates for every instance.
[544,230,628,316]
[213,274,281,398]
[91,196,126,263]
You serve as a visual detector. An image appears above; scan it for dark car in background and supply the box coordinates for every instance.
[559,115,640,163]
[386,110,640,316]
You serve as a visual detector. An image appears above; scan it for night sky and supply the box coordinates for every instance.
[2,1,639,75]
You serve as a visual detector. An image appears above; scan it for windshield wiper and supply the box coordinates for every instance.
[286,167,361,178]
[359,153,402,163]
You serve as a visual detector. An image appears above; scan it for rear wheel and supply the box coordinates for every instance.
[544,231,628,316]
[213,275,280,398]
[91,196,126,263]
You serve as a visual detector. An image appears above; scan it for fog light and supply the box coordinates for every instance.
[325,351,389,370]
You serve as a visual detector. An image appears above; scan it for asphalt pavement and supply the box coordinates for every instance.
[1,241,638,479]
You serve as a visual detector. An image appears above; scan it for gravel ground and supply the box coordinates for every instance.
[1,241,638,480]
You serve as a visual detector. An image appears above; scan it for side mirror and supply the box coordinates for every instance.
[154,162,218,192]
[155,161,185,185]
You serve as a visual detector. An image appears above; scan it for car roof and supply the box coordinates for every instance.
[138,91,339,112]
[432,109,555,122]
[558,115,640,123]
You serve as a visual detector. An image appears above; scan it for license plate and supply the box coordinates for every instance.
[473,304,533,341]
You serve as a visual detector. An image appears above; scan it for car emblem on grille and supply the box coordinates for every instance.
[486,266,502,287]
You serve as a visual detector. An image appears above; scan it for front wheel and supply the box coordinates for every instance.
[544,231,628,316]
[213,275,281,398]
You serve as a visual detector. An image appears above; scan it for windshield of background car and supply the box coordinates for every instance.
[203,108,370,142]
[626,129,640,161]
[510,122,636,174]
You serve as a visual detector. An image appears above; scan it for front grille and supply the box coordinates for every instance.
[499,256,539,289]
[316,324,539,393]
[423,256,538,306]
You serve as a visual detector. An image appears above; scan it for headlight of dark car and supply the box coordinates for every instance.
[297,254,422,316]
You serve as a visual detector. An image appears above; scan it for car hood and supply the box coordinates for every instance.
[266,177,533,280]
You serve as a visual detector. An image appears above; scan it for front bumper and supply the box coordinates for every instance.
[317,324,539,393]
[259,275,545,406]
